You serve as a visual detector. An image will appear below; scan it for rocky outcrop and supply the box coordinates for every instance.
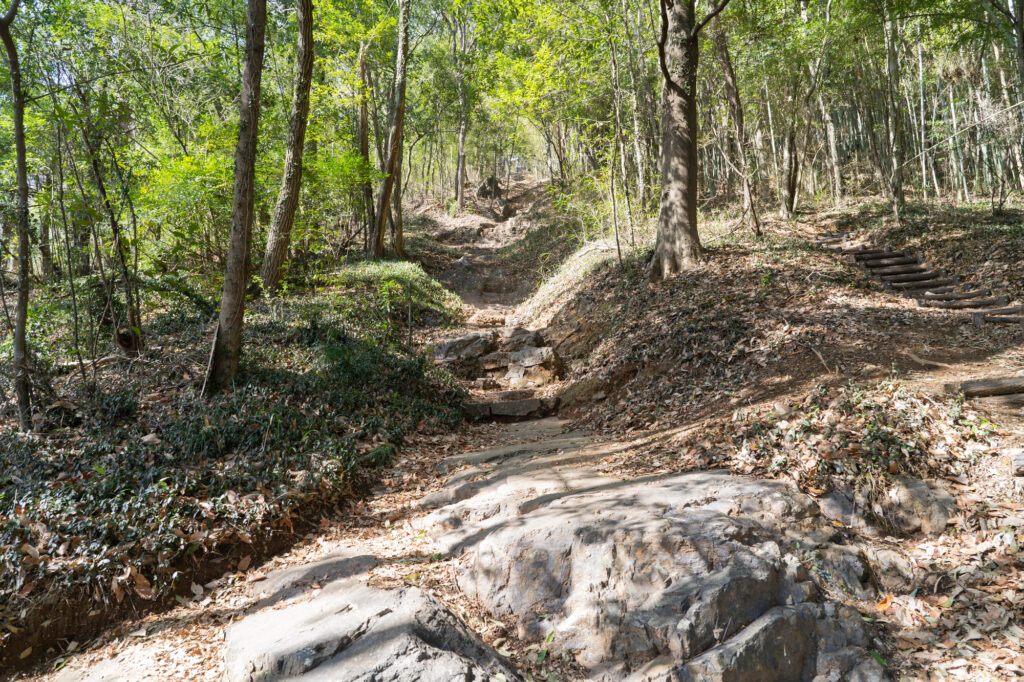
[433,330,497,364]
[223,580,521,682]
[415,425,888,681]
[434,326,565,420]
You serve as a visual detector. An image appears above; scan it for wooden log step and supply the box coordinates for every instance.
[862,255,919,268]
[838,245,882,254]
[869,264,929,276]
[879,270,945,283]
[921,288,991,301]
[957,376,1024,398]
[974,304,1023,316]
[854,250,908,261]
[889,277,956,291]
[979,315,1024,324]
[920,296,1008,310]
[972,305,1024,325]
[845,247,891,257]
[907,285,958,297]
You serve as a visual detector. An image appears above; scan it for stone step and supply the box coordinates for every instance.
[464,394,559,420]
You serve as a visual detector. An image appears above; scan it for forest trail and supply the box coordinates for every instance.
[30,193,980,682]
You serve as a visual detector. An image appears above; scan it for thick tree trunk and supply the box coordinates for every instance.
[651,0,708,281]
[0,0,31,430]
[370,0,409,259]
[260,0,313,293]
[206,0,266,394]
[710,22,760,235]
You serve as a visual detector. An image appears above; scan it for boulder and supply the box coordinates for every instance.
[558,376,605,408]
[817,489,877,537]
[1005,448,1024,477]
[223,580,521,682]
[476,175,500,199]
[438,468,882,680]
[885,476,956,536]
[497,327,544,352]
[490,397,543,418]
[509,345,557,369]
[479,351,510,370]
[434,331,497,364]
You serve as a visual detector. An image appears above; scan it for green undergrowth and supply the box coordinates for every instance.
[319,259,463,332]
[0,264,465,646]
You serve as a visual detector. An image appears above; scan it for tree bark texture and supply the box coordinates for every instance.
[206,0,266,393]
[260,0,314,293]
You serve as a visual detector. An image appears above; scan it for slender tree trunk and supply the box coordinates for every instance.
[884,9,905,219]
[260,0,313,293]
[369,0,409,259]
[455,117,468,210]
[393,133,406,257]
[781,126,798,217]
[206,0,266,394]
[0,0,31,430]
[78,129,143,355]
[357,46,377,241]
[711,22,761,234]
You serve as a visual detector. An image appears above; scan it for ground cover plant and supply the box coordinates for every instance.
[0,266,464,665]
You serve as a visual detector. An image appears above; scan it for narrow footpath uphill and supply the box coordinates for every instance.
[18,199,1024,682]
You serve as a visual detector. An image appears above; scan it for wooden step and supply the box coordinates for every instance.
[906,285,958,297]
[921,288,991,301]
[957,376,1024,398]
[920,296,1008,310]
[889,277,957,291]
[844,247,891,257]
[869,263,930,276]
[854,249,908,261]
[862,255,919,268]
[972,305,1024,325]
[879,270,946,284]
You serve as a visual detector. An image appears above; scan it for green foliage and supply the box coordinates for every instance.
[0,300,464,603]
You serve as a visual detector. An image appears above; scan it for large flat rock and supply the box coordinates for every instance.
[415,425,887,681]
[223,580,521,682]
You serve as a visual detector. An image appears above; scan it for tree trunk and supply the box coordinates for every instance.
[651,0,714,281]
[710,21,761,235]
[455,117,468,211]
[260,0,313,293]
[206,0,266,394]
[781,127,798,217]
[0,0,31,430]
[369,0,409,259]
[357,46,377,243]
[884,9,905,220]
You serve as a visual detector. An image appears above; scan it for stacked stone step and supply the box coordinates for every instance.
[432,326,563,420]
[814,233,1022,325]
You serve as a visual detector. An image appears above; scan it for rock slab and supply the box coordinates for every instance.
[223,580,520,682]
